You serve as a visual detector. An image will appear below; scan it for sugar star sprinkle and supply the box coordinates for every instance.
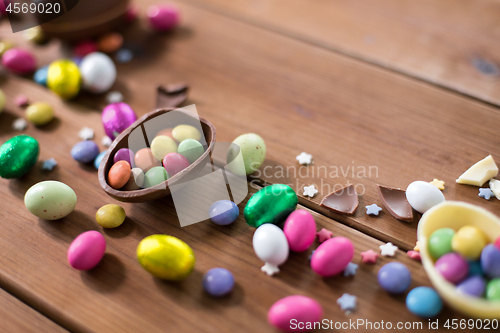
[42,158,57,171]
[379,242,398,257]
[360,249,378,264]
[308,250,316,261]
[343,262,358,277]
[78,127,95,140]
[296,152,313,165]
[365,204,382,216]
[337,293,357,312]
[316,228,333,243]
[479,188,494,200]
[106,91,124,104]
[15,94,29,107]
[429,179,445,190]
[303,185,318,198]
[12,118,28,131]
[407,250,421,261]
[414,241,420,252]
[101,136,113,147]
[261,263,280,276]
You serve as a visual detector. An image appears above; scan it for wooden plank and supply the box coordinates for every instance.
[183,0,500,106]
[0,288,67,332]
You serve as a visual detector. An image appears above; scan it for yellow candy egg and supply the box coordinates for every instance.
[451,225,487,260]
[0,89,5,114]
[172,124,201,143]
[96,204,126,228]
[150,135,178,161]
[0,40,14,56]
[23,27,46,44]
[137,235,195,280]
[47,60,81,100]
[26,102,54,126]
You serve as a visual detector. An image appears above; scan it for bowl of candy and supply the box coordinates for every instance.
[417,201,500,319]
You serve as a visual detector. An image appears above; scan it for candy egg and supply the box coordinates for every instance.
[113,148,135,167]
[428,228,455,260]
[252,224,289,276]
[23,27,46,44]
[2,48,36,75]
[177,138,204,163]
[33,65,48,86]
[228,133,266,175]
[406,181,445,214]
[268,295,323,332]
[144,166,169,188]
[434,252,468,284]
[156,127,176,142]
[480,244,500,278]
[495,236,500,250]
[137,234,195,280]
[378,262,411,294]
[468,260,483,276]
[94,151,106,170]
[209,200,239,225]
[0,40,14,56]
[73,40,98,58]
[486,279,500,301]
[122,168,145,191]
[26,102,54,126]
[457,276,486,298]
[147,4,180,32]
[202,268,234,297]
[406,287,442,318]
[102,102,137,139]
[172,124,201,143]
[451,225,487,260]
[24,181,77,220]
[0,88,5,113]
[283,209,316,252]
[68,231,106,270]
[47,60,81,100]
[108,161,131,189]
[0,135,39,179]
[80,52,117,93]
[134,148,161,172]
[97,32,124,53]
[71,141,100,163]
[96,204,126,228]
[163,152,190,177]
[310,237,354,277]
[151,135,177,161]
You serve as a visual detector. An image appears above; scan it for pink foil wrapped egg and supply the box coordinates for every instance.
[283,209,316,252]
[102,103,137,139]
[2,48,36,75]
[147,4,180,32]
[67,231,106,270]
[310,236,354,277]
[268,295,323,332]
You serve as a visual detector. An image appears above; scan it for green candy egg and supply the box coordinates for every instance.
[0,135,40,179]
[229,133,266,175]
[144,166,169,188]
[428,228,455,260]
[24,181,77,220]
[0,88,5,113]
[177,138,204,163]
[244,184,298,228]
[486,278,500,301]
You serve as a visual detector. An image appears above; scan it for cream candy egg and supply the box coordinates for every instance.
[80,52,117,93]
[406,181,445,214]
[24,181,77,220]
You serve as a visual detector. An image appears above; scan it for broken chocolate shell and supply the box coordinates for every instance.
[377,185,413,222]
[320,184,358,215]
[156,84,189,109]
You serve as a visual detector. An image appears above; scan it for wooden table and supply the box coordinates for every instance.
[1,0,499,331]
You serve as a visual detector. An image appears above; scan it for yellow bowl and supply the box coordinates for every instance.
[417,201,500,319]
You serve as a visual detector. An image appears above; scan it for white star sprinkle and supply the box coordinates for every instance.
[78,127,95,140]
[303,185,318,198]
[101,136,112,147]
[337,293,357,312]
[42,158,58,171]
[379,242,398,257]
[261,262,280,276]
[106,91,124,104]
[296,152,313,165]
[12,118,28,131]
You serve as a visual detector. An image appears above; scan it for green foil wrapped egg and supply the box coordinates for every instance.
[137,235,195,280]
[0,135,39,179]
[229,133,266,175]
[47,60,81,100]
[244,184,298,228]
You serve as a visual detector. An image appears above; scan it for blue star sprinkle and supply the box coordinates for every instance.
[479,188,494,200]
[42,158,58,171]
[365,204,382,216]
[343,262,358,277]
[116,49,134,63]
[337,293,357,312]
[308,250,316,261]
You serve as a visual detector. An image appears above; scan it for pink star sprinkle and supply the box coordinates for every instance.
[316,228,333,243]
[361,249,378,264]
[15,95,29,107]
[407,250,421,261]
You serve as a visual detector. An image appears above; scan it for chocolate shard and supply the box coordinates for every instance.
[156,84,189,109]
[377,185,413,222]
[320,184,358,215]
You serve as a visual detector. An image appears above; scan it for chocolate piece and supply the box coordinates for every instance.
[156,84,189,109]
[320,184,358,215]
[377,185,413,222]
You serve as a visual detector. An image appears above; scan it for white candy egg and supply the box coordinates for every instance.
[252,223,289,276]
[406,181,445,214]
[80,52,117,93]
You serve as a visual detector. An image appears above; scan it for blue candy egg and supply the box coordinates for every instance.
[406,287,442,318]
[457,275,486,297]
[209,200,239,225]
[481,244,500,278]
[377,262,411,294]
[94,151,106,170]
[468,260,483,276]
[202,268,234,297]
[71,141,99,163]
[33,66,48,86]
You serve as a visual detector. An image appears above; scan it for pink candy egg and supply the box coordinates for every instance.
[495,236,500,251]
[283,210,316,252]
[67,231,106,270]
[311,237,354,277]
[163,152,190,176]
[434,252,469,284]
[147,4,180,32]
[2,48,36,75]
[268,295,323,332]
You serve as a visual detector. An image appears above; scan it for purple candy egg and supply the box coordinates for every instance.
[71,141,100,163]
[480,244,500,279]
[456,275,486,297]
[2,48,36,75]
[113,148,135,167]
[435,252,469,284]
[102,103,137,139]
[202,268,234,297]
